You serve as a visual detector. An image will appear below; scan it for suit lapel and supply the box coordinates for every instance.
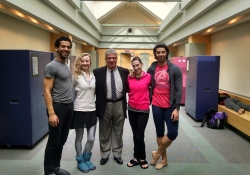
[117,66,125,84]
[101,66,107,94]
[117,67,127,98]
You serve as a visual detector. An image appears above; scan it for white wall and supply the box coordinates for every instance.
[0,13,50,51]
[211,20,250,97]
[84,1,122,19]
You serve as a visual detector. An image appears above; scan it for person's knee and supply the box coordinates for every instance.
[156,127,164,138]
[135,134,144,141]
[167,132,178,140]
[156,133,164,138]
[60,138,68,145]
[87,135,95,142]
[75,134,83,142]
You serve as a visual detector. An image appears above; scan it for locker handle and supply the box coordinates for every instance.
[10,100,19,104]
[204,88,211,92]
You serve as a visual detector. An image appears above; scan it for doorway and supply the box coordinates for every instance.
[120,53,131,70]
[140,53,149,71]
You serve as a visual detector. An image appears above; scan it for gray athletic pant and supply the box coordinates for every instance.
[224,98,250,112]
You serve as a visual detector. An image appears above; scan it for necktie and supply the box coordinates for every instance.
[111,70,117,101]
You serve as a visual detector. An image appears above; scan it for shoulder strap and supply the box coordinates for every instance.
[201,108,218,127]
[223,112,228,119]
[201,111,209,127]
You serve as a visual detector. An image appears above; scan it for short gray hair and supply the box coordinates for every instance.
[105,48,117,58]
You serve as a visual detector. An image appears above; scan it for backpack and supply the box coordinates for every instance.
[200,108,228,129]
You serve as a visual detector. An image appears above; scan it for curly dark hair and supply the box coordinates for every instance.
[55,36,72,48]
[153,43,169,59]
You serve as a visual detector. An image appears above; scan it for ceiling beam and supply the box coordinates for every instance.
[101,24,159,27]
[80,0,181,1]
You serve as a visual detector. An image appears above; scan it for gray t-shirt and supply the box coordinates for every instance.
[44,59,73,103]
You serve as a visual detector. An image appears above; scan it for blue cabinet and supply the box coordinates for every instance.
[185,56,220,120]
[0,50,50,146]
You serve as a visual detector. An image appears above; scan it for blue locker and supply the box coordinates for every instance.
[0,50,50,147]
[51,52,56,61]
[185,56,220,120]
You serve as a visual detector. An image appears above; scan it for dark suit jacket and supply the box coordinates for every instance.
[93,66,129,120]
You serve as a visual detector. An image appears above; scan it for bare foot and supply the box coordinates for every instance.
[151,151,160,165]
[156,160,168,170]
[238,108,245,115]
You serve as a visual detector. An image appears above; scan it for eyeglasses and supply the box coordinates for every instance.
[106,57,117,60]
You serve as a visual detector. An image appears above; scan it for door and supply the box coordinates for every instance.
[140,53,149,71]
[120,53,131,70]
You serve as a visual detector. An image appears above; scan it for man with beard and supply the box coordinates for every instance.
[147,43,182,170]
[43,36,73,175]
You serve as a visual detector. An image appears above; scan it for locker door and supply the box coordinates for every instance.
[185,57,197,117]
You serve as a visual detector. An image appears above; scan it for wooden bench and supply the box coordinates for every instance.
[218,91,250,137]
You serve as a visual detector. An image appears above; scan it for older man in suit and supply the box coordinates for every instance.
[93,49,129,165]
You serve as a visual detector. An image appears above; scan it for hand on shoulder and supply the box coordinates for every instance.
[129,69,135,78]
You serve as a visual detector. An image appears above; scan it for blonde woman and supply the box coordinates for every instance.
[71,53,97,173]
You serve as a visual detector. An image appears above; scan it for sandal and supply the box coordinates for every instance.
[139,160,149,169]
[156,160,168,170]
[127,158,139,167]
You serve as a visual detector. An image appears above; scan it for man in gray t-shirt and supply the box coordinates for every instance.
[44,59,73,103]
[43,36,73,175]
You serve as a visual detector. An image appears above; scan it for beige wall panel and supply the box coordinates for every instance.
[75,42,83,57]
[189,34,211,55]
[105,9,156,24]
[0,12,50,51]
[185,43,206,57]
[96,49,107,67]
[178,44,185,57]
[211,20,250,97]
[120,53,131,70]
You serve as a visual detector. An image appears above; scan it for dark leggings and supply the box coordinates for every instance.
[152,105,178,140]
[128,110,149,160]
[44,102,73,174]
